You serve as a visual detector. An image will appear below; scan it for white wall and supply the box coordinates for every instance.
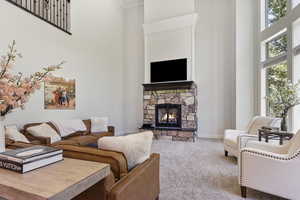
[235,0,257,129]
[143,13,197,83]
[122,0,236,138]
[123,5,145,133]
[144,0,195,23]
[195,0,236,138]
[0,0,125,134]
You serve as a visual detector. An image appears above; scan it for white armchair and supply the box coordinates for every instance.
[238,130,300,199]
[224,116,280,157]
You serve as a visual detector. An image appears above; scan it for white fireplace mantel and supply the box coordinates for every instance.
[143,13,198,83]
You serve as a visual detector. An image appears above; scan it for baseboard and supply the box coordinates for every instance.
[196,133,224,139]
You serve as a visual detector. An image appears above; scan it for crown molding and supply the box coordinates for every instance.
[143,13,198,35]
[122,0,144,9]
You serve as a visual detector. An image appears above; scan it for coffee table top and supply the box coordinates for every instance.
[0,158,110,200]
[258,128,294,136]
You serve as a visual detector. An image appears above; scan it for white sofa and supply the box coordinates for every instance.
[224,116,280,157]
[238,130,300,199]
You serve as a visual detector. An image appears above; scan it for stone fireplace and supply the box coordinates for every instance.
[155,104,182,128]
[142,81,197,141]
[141,3,198,141]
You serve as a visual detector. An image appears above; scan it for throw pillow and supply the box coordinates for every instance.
[27,123,61,144]
[5,127,30,143]
[91,117,108,133]
[98,131,153,170]
[51,119,87,137]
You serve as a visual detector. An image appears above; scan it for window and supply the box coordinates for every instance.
[266,61,288,117]
[266,0,288,27]
[263,34,288,117]
[260,0,300,130]
[294,19,300,49]
[266,34,287,59]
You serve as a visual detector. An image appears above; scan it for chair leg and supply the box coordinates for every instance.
[241,186,247,198]
[156,196,159,200]
[225,150,228,157]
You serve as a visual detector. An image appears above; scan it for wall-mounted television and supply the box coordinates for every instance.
[150,58,187,83]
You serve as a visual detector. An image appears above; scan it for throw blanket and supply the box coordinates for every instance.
[51,119,87,137]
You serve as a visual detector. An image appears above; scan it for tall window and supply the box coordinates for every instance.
[266,0,287,27]
[260,0,300,130]
[263,34,288,117]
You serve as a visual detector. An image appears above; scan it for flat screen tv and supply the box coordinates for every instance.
[150,58,187,83]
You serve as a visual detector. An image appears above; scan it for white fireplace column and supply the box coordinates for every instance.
[143,0,198,83]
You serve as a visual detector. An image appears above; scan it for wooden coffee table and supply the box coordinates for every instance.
[258,128,294,145]
[0,158,110,200]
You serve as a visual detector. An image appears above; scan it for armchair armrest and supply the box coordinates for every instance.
[23,132,51,145]
[238,134,258,152]
[55,144,129,180]
[241,147,288,160]
[239,147,300,183]
[244,141,290,154]
[108,153,160,200]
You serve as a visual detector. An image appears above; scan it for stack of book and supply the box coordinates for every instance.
[0,146,63,173]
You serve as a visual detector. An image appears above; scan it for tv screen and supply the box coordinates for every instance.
[150,58,187,83]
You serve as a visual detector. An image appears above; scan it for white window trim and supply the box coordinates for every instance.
[262,53,288,67]
[258,0,300,131]
[294,44,300,55]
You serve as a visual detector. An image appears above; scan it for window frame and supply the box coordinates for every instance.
[258,0,300,130]
[265,0,288,27]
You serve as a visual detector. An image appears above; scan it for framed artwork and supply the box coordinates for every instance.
[44,76,76,110]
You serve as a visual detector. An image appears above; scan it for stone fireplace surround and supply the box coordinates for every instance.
[142,81,197,141]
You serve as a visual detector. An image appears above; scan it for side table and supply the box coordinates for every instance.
[258,128,294,145]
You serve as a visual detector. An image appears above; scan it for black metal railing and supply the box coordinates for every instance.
[5,0,71,34]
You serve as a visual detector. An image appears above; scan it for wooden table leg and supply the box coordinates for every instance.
[280,136,283,145]
[241,186,247,198]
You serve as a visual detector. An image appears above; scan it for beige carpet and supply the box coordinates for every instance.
[152,138,285,200]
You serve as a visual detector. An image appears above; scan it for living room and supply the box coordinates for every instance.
[0,0,299,199]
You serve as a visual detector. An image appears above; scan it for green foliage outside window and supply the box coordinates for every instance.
[267,0,287,26]
[265,0,289,118]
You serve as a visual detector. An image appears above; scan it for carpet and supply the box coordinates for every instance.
[151,138,285,200]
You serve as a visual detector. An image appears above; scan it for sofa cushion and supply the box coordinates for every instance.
[27,123,61,144]
[54,144,129,179]
[51,119,87,138]
[24,122,59,134]
[98,131,153,170]
[91,117,108,133]
[5,128,30,143]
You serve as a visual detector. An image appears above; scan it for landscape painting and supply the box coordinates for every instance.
[44,77,76,110]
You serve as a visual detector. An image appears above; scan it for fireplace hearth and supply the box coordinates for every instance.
[155,104,181,128]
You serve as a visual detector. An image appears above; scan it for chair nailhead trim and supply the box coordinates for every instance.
[239,149,300,184]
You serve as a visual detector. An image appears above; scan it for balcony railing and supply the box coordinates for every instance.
[5,0,71,34]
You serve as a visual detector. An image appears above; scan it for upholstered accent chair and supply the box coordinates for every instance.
[223,116,280,157]
[238,130,300,199]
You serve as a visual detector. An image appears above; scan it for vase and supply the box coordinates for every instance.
[281,116,288,132]
[0,117,5,153]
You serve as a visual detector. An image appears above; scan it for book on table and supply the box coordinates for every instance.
[0,146,63,173]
